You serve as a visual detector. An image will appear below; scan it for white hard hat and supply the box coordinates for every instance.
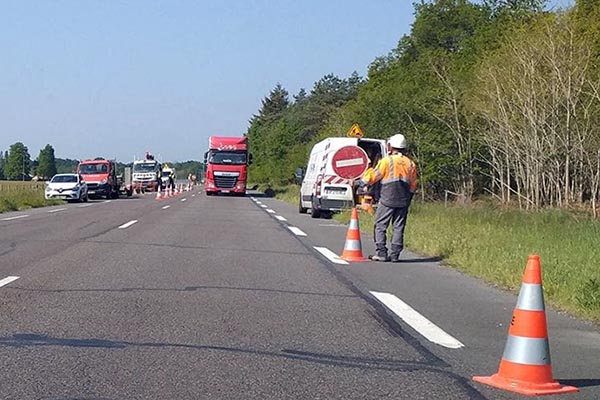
[388,134,407,150]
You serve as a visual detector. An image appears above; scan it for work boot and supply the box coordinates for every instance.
[369,254,390,262]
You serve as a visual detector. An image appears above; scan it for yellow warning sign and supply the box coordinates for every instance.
[347,123,363,138]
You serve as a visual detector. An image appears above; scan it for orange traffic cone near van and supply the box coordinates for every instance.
[340,208,368,262]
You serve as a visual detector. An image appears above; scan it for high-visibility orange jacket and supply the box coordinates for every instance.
[361,153,417,208]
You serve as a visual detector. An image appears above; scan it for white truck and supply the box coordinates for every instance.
[298,137,386,218]
[132,153,161,193]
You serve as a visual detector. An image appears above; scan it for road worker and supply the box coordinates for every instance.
[359,134,417,262]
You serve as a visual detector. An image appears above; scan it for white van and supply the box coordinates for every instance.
[298,137,386,218]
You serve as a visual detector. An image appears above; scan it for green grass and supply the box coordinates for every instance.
[255,183,600,322]
[0,181,64,213]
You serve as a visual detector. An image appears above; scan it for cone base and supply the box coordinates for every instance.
[340,254,369,262]
[473,374,579,396]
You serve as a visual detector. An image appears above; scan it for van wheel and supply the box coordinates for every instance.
[299,196,308,214]
[310,197,321,218]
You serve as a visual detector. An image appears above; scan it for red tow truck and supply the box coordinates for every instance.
[76,158,120,199]
[204,136,252,196]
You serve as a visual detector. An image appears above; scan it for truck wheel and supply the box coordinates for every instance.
[112,189,119,199]
[310,197,321,219]
[299,196,308,214]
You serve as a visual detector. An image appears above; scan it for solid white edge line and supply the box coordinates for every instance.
[288,226,307,237]
[370,291,465,349]
[48,208,67,213]
[162,205,171,209]
[118,220,138,229]
[266,209,276,213]
[314,246,348,265]
[103,200,112,203]
[275,215,287,222]
[1,215,29,221]
[0,276,20,287]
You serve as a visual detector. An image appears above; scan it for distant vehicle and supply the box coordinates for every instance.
[132,152,161,193]
[45,173,88,202]
[298,137,386,218]
[160,163,176,190]
[76,158,119,199]
[204,136,252,196]
[117,166,134,197]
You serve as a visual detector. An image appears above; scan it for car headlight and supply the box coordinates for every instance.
[72,185,80,191]
[45,187,52,192]
[100,178,108,184]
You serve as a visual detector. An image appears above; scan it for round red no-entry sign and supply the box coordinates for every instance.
[331,146,369,179]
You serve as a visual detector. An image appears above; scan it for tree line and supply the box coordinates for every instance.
[0,142,202,181]
[246,0,600,215]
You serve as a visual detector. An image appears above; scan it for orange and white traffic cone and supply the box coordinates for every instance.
[155,190,162,200]
[340,207,368,262]
[473,255,579,396]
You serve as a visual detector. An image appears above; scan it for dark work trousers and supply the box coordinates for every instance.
[374,203,409,258]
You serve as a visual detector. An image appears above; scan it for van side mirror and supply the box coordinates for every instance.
[203,151,208,162]
[248,153,253,165]
[294,167,304,184]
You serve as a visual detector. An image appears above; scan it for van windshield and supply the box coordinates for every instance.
[209,151,247,165]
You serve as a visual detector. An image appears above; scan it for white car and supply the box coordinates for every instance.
[45,174,89,202]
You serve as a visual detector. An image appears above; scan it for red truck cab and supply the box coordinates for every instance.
[76,158,119,199]
[204,136,252,196]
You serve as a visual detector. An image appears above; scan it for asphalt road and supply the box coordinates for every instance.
[0,190,598,399]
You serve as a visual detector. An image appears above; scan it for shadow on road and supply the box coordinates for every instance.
[559,379,600,388]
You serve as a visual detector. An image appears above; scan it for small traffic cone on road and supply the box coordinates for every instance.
[155,190,162,200]
[340,207,368,262]
[473,255,579,396]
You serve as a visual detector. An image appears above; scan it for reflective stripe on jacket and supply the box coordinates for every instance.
[361,154,417,208]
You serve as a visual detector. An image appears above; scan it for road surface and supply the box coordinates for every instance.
[0,191,598,399]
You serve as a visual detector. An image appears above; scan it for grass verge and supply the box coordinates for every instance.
[258,184,600,323]
[0,182,65,213]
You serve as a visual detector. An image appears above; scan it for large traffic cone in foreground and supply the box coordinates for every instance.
[340,207,368,262]
[473,255,579,396]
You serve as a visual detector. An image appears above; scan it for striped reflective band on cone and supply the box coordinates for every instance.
[344,239,362,251]
[515,283,545,311]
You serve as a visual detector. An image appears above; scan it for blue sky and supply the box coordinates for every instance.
[0,0,574,162]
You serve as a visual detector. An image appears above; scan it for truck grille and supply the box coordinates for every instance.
[87,183,99,190]
[215,176,237,188]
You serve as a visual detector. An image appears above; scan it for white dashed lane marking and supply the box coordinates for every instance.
[370,291,464,349]
[48,208,67,213]
[162,205,171,209]
[260,205,267,208]
[181,198,187,202]
[118,220,138,229]
[275,216,287,222]
[1,215,29,221]
[288,226,307,237]
[77,204,93,208]
[314,247,348,265]
[0,276,20,288]
[266,209,276,214]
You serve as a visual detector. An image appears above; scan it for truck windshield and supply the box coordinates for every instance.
[209,151,247,165]
[79,164,108,174]
[162,172,172,177]
[133,163,157,173]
